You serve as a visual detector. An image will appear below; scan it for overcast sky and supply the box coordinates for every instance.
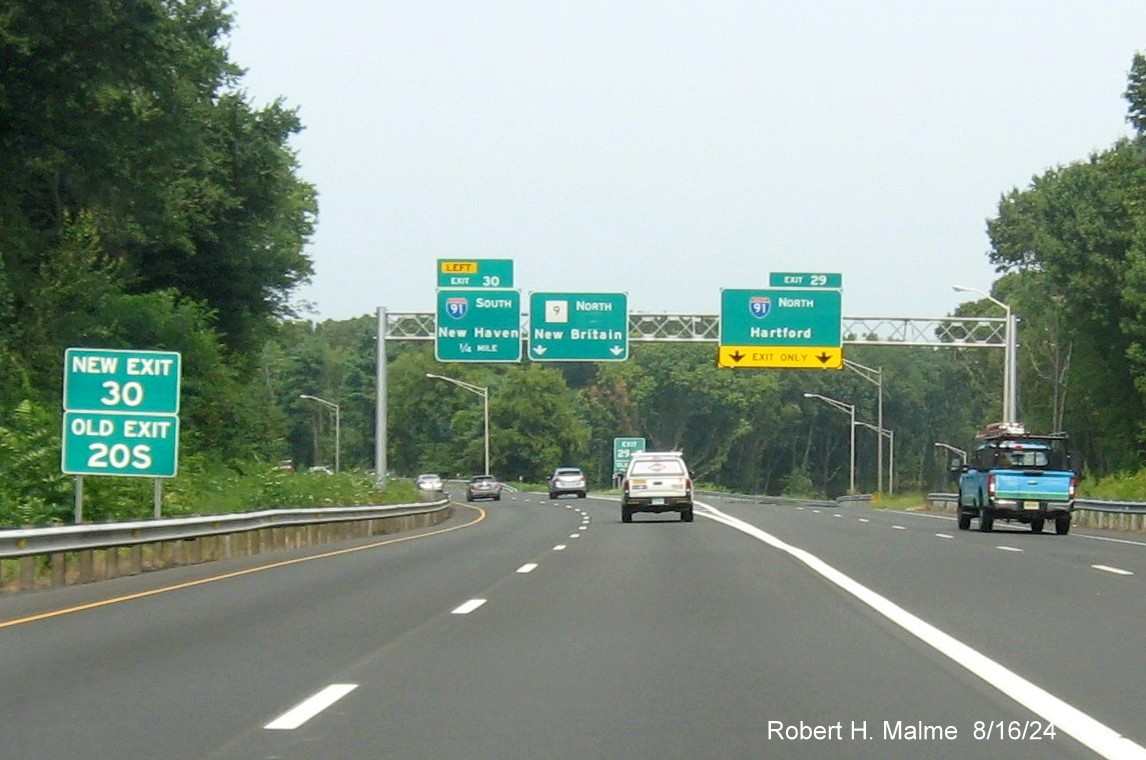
[224,1,1145,322]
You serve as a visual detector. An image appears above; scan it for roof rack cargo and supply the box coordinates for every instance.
[973,422,1069,442]
[974,422,1026,440]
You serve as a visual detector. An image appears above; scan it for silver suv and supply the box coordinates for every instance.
[621,452,693,522]
[548,467,587,499]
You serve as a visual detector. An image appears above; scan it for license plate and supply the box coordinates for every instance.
[651,498,665,506]
[1022,501,1040,510]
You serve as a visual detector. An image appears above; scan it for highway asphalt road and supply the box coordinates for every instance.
[1,491,1144,759]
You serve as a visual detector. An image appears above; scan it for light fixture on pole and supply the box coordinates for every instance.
[299,394,341,473]
[804,392,856,494]
[845,360,883,494]
[855,421,894,494]
[426,373,490,475]
[953,285,1017,423]
[934,441,968,463]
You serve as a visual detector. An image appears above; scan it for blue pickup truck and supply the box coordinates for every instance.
[953,422,1079,534]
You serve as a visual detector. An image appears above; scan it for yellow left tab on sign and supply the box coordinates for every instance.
[440,261,478,274]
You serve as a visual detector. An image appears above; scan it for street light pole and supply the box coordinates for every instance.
[845,360,883,494]
[299,394,341,472]
[855,421,894,494]
[953,285,1017,423]
[804,392,856,494]
[426,373,490,475]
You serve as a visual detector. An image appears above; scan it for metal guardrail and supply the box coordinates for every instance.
[705,490,1146,532]
[0,499,451,593]
[927,493,1146,532]
[696,489,856,509]
[0,500,449,559]
[927,493,1146,514]
[1074,498,1146,513]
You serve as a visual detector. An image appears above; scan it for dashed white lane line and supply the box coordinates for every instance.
[936,533,954,539]
[516,563,538,574]
[892,525,906,531]
[1092,564,1134,576]
[568,533,580,539]
[858,518,870,523]
[1079,534,1146,548]
[451,599,487,615]
[997,546,1023,553]
[554,544,567,551]
[264,684,358,730]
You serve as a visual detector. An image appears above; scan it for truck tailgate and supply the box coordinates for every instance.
[993,470,1073,501]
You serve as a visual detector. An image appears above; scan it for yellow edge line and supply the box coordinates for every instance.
[0,503,486,629]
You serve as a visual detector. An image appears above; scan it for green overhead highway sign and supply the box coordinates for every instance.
[769,272,843,289]
[718,288,843,369]
[529,292,628,361]
[437,258,514,289]
[435,289,522,362]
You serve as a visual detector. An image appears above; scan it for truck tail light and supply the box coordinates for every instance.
[1069,476,1078,499]
[987,473,996,497]
[685,477,693,491]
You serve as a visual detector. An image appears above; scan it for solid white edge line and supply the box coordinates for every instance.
[1092,564,1134,576]
[451,599,487,615]
[697,502,1146,760]
[264,683,358,730]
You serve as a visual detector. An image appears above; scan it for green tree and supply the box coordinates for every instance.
[987,143,1146,469]
[1,0,317,477]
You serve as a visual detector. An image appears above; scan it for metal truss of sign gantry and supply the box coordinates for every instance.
[379,311,1006,348]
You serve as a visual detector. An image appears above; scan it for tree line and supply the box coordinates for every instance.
[2,4,1145,522]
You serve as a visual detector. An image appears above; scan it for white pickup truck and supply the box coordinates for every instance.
[621,452,694,523]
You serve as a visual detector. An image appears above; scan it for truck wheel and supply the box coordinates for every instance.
[1055,515,1071,535]
[978,509,994,532]
[1030,518,1045,534]
[957,511,971,530]
[622,508,632,523]
[681,508,694,522]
